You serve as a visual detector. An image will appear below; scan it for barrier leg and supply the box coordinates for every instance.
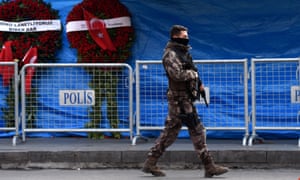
[248,134,264,146]
[131,135,148,146]
[12,135,22,146]
[242,135,249,146]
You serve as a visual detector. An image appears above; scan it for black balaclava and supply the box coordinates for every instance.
[171,37,189,46]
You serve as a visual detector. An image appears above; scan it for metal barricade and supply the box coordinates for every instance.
[20,63,133,142]
[249,58,300,147]
[133,59,249,146]
[0,62,19,146]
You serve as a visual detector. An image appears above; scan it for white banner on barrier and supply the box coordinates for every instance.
[291,86,300,103]
[59,90,95,106]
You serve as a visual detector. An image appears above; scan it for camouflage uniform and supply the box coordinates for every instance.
[142,40,228,177]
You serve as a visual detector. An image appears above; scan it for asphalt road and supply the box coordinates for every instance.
[0,169,299,180]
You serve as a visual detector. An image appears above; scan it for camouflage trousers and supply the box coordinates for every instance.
[147,90,210,162]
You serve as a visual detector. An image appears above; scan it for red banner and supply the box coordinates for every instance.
[83,9,116,51]
[0,41,14,86]
[22,47,38,95]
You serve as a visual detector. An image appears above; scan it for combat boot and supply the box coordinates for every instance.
[200,150,229,178]
[204,162,229,178]
[142,157,166,176]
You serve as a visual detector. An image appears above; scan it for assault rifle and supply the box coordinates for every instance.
[184,61,208,107]
[178,50,208,107]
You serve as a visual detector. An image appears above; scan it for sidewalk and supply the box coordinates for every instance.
[0,137,299,169]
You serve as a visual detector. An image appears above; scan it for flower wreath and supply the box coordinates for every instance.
[66,0,134,139]
[66,0,134,63]
[0,0,62,62]
[0,0,62,128]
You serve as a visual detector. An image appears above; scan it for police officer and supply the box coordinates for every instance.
[142,25,229,178]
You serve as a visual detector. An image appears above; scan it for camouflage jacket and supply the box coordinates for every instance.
[162,41,198,93]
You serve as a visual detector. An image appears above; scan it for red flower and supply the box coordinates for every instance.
[66,0,134,64]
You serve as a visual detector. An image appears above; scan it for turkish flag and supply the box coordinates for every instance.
[0,41,14,86]
[83,9,116,51]
[22,47,38,95]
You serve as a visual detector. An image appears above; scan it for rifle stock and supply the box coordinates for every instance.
[199,87,208,107]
